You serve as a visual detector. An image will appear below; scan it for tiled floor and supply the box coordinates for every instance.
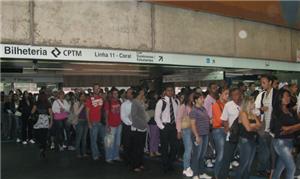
[2,142,269,179]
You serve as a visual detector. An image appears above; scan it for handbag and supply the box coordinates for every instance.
[54,100,69,120]
[229,117,240,144]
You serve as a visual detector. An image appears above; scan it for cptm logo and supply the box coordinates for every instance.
[51,47,61,58]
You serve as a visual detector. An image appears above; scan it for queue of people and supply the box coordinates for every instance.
[1,74,300,179]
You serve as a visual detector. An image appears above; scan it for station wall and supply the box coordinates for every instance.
[1,1,300,62]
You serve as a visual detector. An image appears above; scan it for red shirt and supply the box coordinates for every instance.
[104,99,121,127]
[85,95,104,122]
[212,100,225,128]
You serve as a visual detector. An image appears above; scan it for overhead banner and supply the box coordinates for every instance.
[1,44,300,72]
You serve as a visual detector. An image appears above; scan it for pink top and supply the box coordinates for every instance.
[176,104,192,132]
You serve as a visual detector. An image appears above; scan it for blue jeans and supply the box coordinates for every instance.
[236,137,256,179]
[89,122,105,160]
[14,115,22,139]
[191,135,209,176]
[182,128,192,170]
[272,138,296,179]
[105,124,122,161]
[212,128,226,177]
[257,132,276,171]
[75,120,88,155]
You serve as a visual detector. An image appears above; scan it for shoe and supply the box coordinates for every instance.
[93,157,99,161]
[16,138,21,143]
[106,160,113,164]
[229,164,233,170]
[77,155,83,158]
[29,139,35,144]
[62,144,67,149]
[140,165,145,170]
[68,146,76,151]
[155,152,161,156]
[59,146,64,151]
[192,176,200,179]
[199,173,212,179]
[50,143,55,150]
[22,141,28,145]
[212,159,216,163]
[39,149,46,158]
[295,175,300,179]
[149,152,155,157]
[183,167,194,177]
[83,154,89,157]
[231,161,239,167]
[133,168,141,172]
[206,160,214,168]
[114,158,123,162]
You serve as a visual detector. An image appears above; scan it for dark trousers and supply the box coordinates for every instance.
[122,124,131,165]
[35,128,48,150]
[257,132,276,172]
[130,130,146,169]
[53,119,68,147]
[22,115,33,141]
[160,123,177,170]
[217,141,238,179]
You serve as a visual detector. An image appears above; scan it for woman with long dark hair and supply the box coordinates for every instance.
[176,91,194,177]
[31,92,53,158]
[20,91,34,144]
[270,89,300,179]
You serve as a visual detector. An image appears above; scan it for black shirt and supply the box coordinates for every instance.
[271,112,300,139]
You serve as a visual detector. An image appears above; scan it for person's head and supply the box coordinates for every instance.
[193,92,205,107]
[184,91,194,106]
[78,92,86,103]
[272,75,279,90]
[13,94,19,102]
[16,89,22,97]
[273,89,291,113]
[237,82,246,93]
[289,83,298,95]
[93,84,100,96]
[260,74,273,91]
[230,88,241,104]
[133,87,145,99]
[240,96,255,114]
[37,92,49,106]
[248,82,256,92]
[164,84,174,98]
[126,88,134,100]
[58,90,65,100]
[111,88,119,100]
[178,92,185,104]
[218,87,229,102]
[208,82,218,96]
[22,91,29,100]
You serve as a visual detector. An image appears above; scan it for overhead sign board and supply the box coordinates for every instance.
[1,44,300,72]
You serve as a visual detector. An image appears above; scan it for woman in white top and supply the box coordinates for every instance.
[52,90,70,151]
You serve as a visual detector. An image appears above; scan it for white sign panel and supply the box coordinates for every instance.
[297,49,300,62]
[1,44,300,72]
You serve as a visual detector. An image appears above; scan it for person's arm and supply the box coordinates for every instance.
[63,100,71,112]
[154,100,164,130]
[85,101,92,129]
[176,105,184,134]
[31,105,37,114]
[221,104,229,133]
[48,108,53,128]
[281,123,300,135]
[253,114,262,130]
[191,119,201,144]
[51,100,60,113]
[120,102,132,126]
[240,112,258,132]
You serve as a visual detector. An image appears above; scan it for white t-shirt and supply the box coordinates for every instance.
[297,92,300,113]
[221,101,240,128]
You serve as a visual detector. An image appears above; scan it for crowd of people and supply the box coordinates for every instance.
[1,74,300,179]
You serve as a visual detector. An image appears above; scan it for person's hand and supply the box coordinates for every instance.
[281,126,295,135]
[60,108,65,112]
[195,136,201,145]
[261,106,269,112]
[88,122,92,129]
[49,121,53,128]
[177,132,182,140]
[106,126,111,133]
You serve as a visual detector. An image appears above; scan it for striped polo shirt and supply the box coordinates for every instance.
[189,106,210,136]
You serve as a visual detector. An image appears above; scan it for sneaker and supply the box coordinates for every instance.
[155,152,161,156]
[50,143,55,150]
[199,173,212,179]
[106,160,113,164]
[295,175,300,179]
[229,164,233,170]
[149,152,155,157]
[62,144,67,149]
[183,167,194,177]
[231,160,239,167]
[192,176,200,179]
[68,146,76,151]
[206,159,214,168]
[16,138,21,143]
[212,159,216,163]
[29,139,35,144]
[22,141,28,145]
[59,146,64,151]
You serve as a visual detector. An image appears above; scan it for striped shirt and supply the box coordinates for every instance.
[189,106,210,136]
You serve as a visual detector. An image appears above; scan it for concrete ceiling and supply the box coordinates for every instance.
[147,1,300,30]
